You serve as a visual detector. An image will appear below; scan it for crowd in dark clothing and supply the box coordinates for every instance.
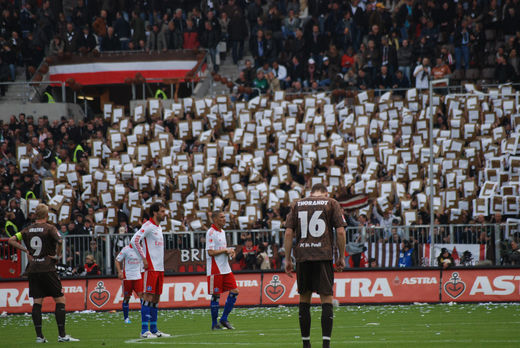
[1,1,519,93]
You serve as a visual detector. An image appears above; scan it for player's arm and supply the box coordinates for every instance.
[115,250,125,279]
[8,232,33,262]
[335,226,346,271]
[206,231,234,257]
[130,227,148,269]
[284,227,295,277]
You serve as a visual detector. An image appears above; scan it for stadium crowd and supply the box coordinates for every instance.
[1,0,520,275]
[1,0,520,92]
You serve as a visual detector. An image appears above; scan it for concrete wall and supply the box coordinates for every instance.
[0,103,84,122]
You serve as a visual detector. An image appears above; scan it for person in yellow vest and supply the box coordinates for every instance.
[44,92,55,103]
[154,88,167,100]
[72,144,85,163]
[4,212,18,237]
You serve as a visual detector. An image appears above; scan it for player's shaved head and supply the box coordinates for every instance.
[212,211,225,221]
[34,203,49,220]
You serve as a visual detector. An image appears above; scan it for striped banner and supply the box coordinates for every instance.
[49,60,199,85]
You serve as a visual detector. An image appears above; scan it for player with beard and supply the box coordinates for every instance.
[131,202,171,338]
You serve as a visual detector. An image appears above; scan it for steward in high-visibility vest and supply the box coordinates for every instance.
[44,92,55,103]
[155,89,167,100]
[73,144,85,163]
[5,220,17,237]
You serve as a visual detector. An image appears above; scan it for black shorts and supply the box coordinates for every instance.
[296,260,334,296]
[28,272,64,299]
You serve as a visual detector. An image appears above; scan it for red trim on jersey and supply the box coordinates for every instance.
[144,239,155,271]
[149,218,158,226]
[211,224,221,232]
[210,255,220,275]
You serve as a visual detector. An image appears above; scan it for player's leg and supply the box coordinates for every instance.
[297,262,312,348]
[122,280,131,323]
[208,274,223,330]
[299,291,312,348]
[140,271,154,337]
[318,261,335,348]
[141,292,154,337]
[29,273,46,342]
[219,273,239,329]
[46,271,79,342]
[150,272,169,337]
[53,296,79,342]
[32,297,46,343]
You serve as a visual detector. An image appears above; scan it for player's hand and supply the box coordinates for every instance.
[143,259,149,270]
[335,257,345,272]
[227,248,235,258]
[285,259,294,278]
[118,271,124,280]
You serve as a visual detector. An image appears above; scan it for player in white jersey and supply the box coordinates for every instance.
[205,211,239,330]
[130,202,170,339]
[115,244,143,323]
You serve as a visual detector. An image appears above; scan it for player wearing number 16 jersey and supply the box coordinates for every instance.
[284,184,346,348]
[8,204,79,343]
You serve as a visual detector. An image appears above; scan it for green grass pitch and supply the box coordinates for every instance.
[1,303,519,347]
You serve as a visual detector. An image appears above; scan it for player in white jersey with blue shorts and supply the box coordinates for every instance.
[206,211,239,330]
[115,244,143,323]
[130,202,171,338]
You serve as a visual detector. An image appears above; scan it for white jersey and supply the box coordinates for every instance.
[130,219,164,272]
[116,245,143,280]
[205,224,232,276]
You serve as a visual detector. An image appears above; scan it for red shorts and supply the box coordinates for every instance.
[143,270,164,295]
[207,273,237,295]
[123,278,143,297]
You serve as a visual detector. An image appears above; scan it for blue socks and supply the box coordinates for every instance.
[150,303,158,333]
[221,292,238,323]
[210,295,220,327]
[123,301,129,320]
[141,301,151,334]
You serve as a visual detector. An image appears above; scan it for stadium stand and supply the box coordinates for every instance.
[1,1,520,276]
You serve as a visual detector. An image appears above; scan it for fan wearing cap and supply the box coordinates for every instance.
[303,58,318,89]
[318,56,332,87]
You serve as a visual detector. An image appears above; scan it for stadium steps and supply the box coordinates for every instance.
[0,67,32,104]
[206,54,253,97]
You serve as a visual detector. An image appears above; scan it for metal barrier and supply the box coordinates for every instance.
[54,223,519,277]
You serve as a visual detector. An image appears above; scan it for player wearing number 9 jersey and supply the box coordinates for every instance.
[8,203,79,343]
[284,184,346,348]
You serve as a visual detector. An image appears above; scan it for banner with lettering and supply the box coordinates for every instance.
[2,269,520,313]
[84,273,262,311]
[0,279,87,314]
[441,269,520,302]
[260,270,441,305]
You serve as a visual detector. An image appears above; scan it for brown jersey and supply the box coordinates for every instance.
[285,196,346,262]
[20,222,61,273]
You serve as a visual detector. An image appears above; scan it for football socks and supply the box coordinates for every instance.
[299,302,311,343]
[220,292,238,323]
[122,300,130,320]
[141,301,151,334]
[321,303,333,348]
[32,303,43,338]
[150,302,158,333]
[210,295,220,327]
[55,303,66,337]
